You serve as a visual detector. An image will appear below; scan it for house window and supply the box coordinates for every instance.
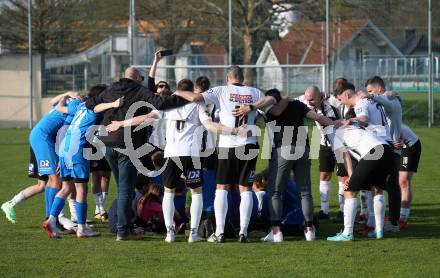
[356,49,368,63]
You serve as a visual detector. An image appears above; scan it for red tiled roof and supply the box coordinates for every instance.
[269,20,366,64]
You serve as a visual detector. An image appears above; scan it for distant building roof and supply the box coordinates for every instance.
[176,42,226,66]
[394,33,440,55]
[268,19,367,64]
[266,19,407,64]
[201,45,227,65]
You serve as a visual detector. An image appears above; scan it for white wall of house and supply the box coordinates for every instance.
[256,42,284,91]
[334,26,403,87]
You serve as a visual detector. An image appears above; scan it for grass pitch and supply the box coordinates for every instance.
[0,126,439,277]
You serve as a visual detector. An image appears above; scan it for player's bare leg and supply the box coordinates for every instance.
[91,171,109,220]
[2,179,46,224]
[100,171,110,215]
[398,171,413,229]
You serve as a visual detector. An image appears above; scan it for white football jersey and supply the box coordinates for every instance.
[328,95,350,119]
[297,95,340,146]
[147,119,167,149]
[354,98,391,141]
[328,125,387,161]
[152,103,211,157]
[202,84,266,148]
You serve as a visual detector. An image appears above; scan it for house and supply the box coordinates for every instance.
[173,43,227,87]
[394,28,440,56]
[257,19,404,92]
[258,19,440,93]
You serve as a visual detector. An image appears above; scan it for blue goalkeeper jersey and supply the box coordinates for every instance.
[64,98,83,125]
[62,101,98,164]
[33,98,82,139]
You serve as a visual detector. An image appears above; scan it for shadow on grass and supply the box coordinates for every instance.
[311,206,440,240]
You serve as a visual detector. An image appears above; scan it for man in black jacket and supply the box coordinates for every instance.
[86,66,186,240]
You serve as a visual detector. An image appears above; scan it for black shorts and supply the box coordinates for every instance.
[320,145,348,177]
[90,157,111,172]
[88,144,111,172]
[399,140,421,172]
[203,151,218,171]
[28,147,49,181]
[163,156,203,189]
[319,145,336,172]
[216,144,258,186]
[336,163,348,177]
[347,145,394,192]
[61,176,89,183]
[336,154,358,177]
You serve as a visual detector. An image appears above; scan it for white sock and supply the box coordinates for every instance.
[319,181,331,214]
[214,190,228,236]
[400,208,410,221]
[93,193,103,214]
[100,194,106,213]
[162,192,175,232]
[343,197,357,235]
[190,193,203,232]
[59,208,66,218]
[78,223,85,233]
[9,191,26,207]
[101,192,108,205]
[239,191,253,237]
[58,208,74,228]
[68,197,77,221]
[338,181,345,212]
[373,194,385,233]
[48,215,57,225]
[366,191,375,227]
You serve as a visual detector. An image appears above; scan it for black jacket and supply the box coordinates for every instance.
[86,78,187,148]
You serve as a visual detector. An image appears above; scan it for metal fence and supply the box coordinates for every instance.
[41,61,439,128]
[361,55,440,92]
[132,64,325,95]
[1,0,438,129]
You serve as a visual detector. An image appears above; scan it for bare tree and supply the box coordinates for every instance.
[0,0,86,54]
[136,0,197,53]
[184,0,287,85]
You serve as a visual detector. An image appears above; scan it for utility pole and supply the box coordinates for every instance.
[228,0,232,65]
[428,0,433,127]
[129,0,136,65]
[28,0,33,128]
[325,0,330,93]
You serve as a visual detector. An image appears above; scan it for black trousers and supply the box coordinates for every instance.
[385,152,402,225]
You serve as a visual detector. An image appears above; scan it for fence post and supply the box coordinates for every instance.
[28,0,33,128]
[428,0,433,127]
